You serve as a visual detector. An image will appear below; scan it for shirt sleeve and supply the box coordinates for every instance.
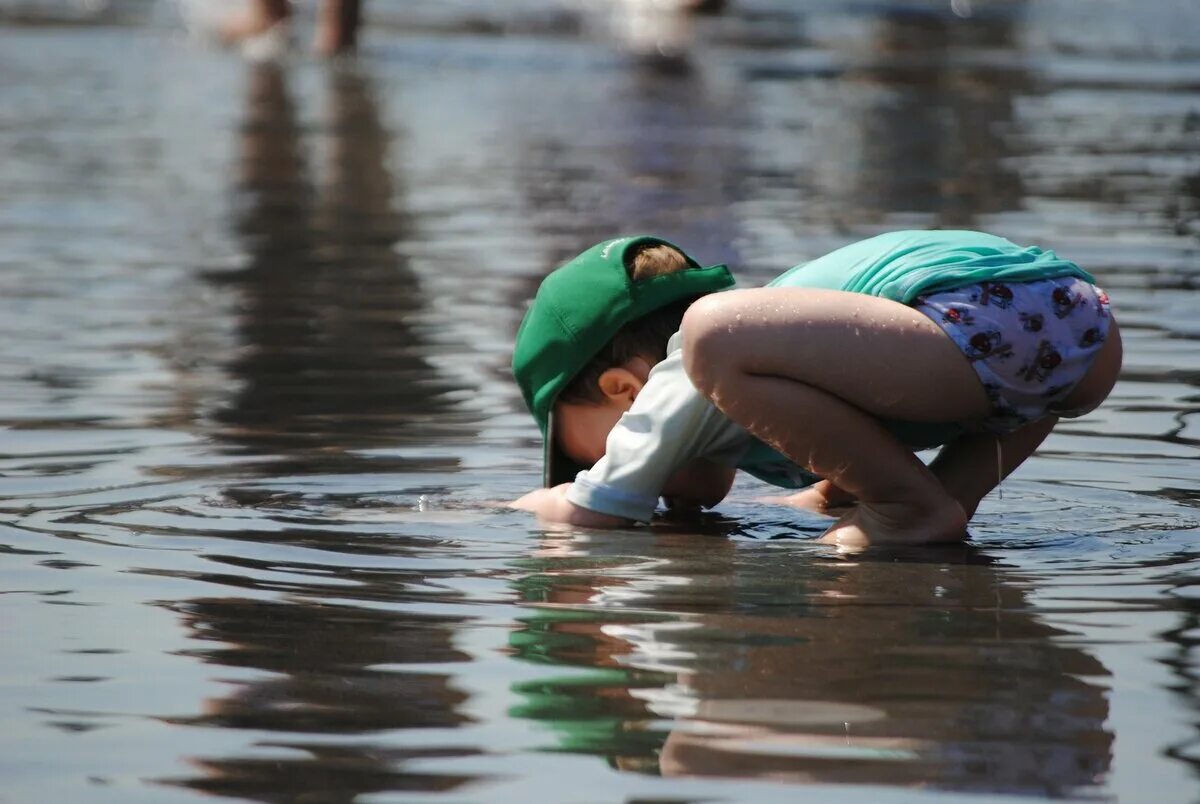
[565,343,740,522]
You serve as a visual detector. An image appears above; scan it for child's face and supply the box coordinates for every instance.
[555,397,634,466]
[554,359,652,466]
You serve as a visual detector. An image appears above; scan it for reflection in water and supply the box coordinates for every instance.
[517,26,742,269]
[162,596,472,800]
[1,2,1198,801]
[830,5,1028,227]
[510,534,1112,795]
[210,63,461,475]
[162,64,477,800]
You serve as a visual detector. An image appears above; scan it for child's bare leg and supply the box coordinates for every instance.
[681,288,993,545]
[220,0,291,43]
[932,317,1121,517]
[314,0,362,55]
[930,417,1058,519]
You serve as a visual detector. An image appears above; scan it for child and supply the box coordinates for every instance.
[510,232,1121,547]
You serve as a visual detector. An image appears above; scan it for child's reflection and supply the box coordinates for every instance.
[510,528,1112,795]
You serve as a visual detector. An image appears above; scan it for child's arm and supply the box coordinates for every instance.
[510,484,632,528]
[511,459,735,528]
[511,461,736,528]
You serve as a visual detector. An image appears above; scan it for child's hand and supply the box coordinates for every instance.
[756,479,857,516]
[509,484,631,529]
[509,484,568,514]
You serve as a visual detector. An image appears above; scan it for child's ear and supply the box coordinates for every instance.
[597,365,647,405]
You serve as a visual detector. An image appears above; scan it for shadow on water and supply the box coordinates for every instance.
[508,533,1112,796]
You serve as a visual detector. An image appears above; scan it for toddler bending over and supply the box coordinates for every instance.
[510,231,1121,547]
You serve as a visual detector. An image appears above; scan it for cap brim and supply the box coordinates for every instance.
[544,411,586,487]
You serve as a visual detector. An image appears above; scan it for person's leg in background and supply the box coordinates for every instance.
[220,0,291,44]
[221,0,362,56]
[314,0,362,55]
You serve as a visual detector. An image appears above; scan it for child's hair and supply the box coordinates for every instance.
[557,244,697,406]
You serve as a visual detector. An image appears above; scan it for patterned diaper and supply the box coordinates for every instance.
[913,276,1112,432]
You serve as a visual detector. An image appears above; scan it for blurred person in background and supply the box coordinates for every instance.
[219,0,362,56]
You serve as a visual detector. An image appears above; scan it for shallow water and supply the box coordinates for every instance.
[1,1,1198,801]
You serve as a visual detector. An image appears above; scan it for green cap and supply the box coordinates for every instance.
[512,235,736,487]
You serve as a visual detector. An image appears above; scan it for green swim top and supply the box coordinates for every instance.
[770,229,1094,302]
[736,230,1094,489]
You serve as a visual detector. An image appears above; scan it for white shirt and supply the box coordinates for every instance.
[565,332,758,522]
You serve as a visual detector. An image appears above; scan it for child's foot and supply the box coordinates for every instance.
[817,496,967,550]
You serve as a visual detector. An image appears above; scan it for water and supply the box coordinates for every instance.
[1,1,1198,801]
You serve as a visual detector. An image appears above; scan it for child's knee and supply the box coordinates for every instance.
[680,292,746,392]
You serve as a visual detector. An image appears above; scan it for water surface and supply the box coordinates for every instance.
[1,1,1199,801]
